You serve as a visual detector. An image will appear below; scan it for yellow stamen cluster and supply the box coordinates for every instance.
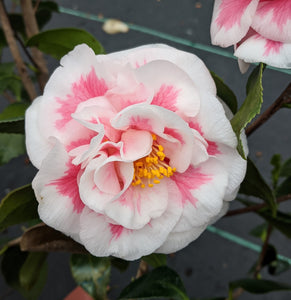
[132,134,176,188]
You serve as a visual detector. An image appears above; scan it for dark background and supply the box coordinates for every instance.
[1,0,291,299]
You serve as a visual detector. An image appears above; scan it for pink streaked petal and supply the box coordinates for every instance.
[104,180,169,230]
[55,67,108,130]
[104,44,216,94]
[211,0,260,47]
[105,66,151,112]
[32,138,83,240]
[171,159,229,232]
[121,129,153,161]
[136,60,200,117]
[73,96,120,142]
[252,0,291,43]
[79,156,134,213]
[79,181,182,260]
[113,104,194,173]
[190,92,237,148]
[172,165,212,207]
[235,34,291,69]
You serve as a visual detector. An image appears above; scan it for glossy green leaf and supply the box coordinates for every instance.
[35,1,59,30]
[229,278,291,296]
[210,71,237,114]
[0,184,38,231]
[269,259,290,276]
[280,157,291,177]
[1,246,47,300]
[239,158,276,215]
[19,252,47,291]
[271,154,282,189]
[249,223,268,241]
[70,254,111,300]
[8,14,26,38]
[259,210,291,239]
[142,253,167,267]
[276,177,291,197]
[0,75,22,101]
[0,236,10,255]
[119,266,189,300]
[0,102,28,134]
[0,133,25,164]
[27,28,105,60]
[231,63,264,158]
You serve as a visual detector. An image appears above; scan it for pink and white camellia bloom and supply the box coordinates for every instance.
[26,44,247,260]
[210,0,291,72]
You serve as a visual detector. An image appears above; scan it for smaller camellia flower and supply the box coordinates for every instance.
[210,0,291,72]
[26,44,247,260]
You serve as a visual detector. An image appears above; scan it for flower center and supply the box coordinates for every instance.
[131,134,176,188]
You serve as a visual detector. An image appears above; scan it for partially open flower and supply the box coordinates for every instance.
[211,0,291,72]
[26,44,247,260]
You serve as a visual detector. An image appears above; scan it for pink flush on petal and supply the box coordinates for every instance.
[172,165,212,206]
[263,38,283,56]
[151,84,179,112]
[164,127,184,144]
[189,121,220,155]
[49,162,84,213]
[109,223,127,240]
[216,0,253,30]
[130,116,153,131]
[257,0,291,30]
[55,68,108,129]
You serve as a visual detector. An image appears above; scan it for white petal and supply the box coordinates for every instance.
[211,0,260,47]
[235,34,291,69]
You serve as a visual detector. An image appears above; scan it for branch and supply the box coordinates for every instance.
[20,0,48,91]
[0,0,37,101]
[246,82,291,136]
[254,224,273,278]
[225,194,291,217]
[135,260,149,279]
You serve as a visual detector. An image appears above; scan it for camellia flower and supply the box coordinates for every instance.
[210,0,291,72]
[26,44,247,260]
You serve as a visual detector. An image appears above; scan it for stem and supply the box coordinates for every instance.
[20,0,48,91]
[246,82,291,136]
[225,194,291,217]
[0,0,37,101]
[254,224,273,278]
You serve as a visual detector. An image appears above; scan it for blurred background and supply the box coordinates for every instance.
[0,0,291,299]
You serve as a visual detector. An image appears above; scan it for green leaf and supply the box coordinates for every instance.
[231,63,264,158]
[0,236,10,255]
[35,1,59,30]
[0,102,28,120]
[27,28,105,60]
[269,259,290,276]
[239,158,276,215]
[229,278,291,296]
[19,252,47,291]
[210,71,237,114]
[8,14,26,38]
[258,210,291,239]
[276,177,291,197]
[0,133,25,164]
[70,254,111,300]
[119,266,189,300]
[0,75,22,101]
[280,157,291,177]
[142,253,167,267]
[282,103,291,109]
[271,154,282,189]
[249,223,268,241]
[1,246,47,300]
[0,28,8,51]
[0,184,38,231]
